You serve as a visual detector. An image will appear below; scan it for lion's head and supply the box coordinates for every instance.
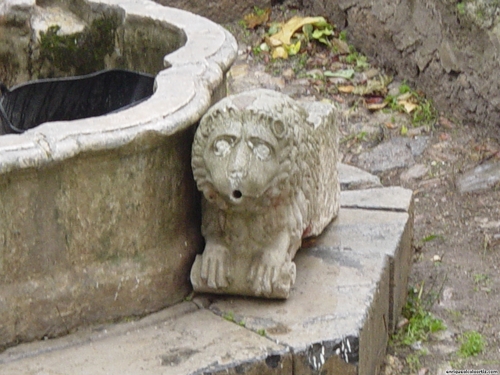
[192,89,309,211]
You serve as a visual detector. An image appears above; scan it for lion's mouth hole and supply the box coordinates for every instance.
[232,190,243,200]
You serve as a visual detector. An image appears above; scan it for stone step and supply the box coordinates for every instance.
[0,185,413,375]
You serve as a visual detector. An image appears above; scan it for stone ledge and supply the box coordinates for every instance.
[0,185,413,375]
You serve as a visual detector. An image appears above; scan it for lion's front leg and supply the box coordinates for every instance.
[200,241,232,288]
[248,232,297,297]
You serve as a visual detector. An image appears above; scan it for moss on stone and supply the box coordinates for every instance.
[38,15,119,76]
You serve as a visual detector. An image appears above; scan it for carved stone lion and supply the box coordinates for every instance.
[190,89,339,298]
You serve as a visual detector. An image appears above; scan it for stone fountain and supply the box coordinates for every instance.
[0,0,236,348]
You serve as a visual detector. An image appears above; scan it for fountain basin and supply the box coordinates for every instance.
[0,0,237,348]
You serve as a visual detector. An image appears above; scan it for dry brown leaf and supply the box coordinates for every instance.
[243,8,271,29]
[385,122,398,129]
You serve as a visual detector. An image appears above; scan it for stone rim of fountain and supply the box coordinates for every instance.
[0,0,237,175]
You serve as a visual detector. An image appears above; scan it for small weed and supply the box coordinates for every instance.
[340,131,368,144]
[345,50,369,70]
[223,311,235,322]
[457,2,466,15]
[338,30,347,41]
[406,352,422,372]
[473,273,489,285]
[458,331,485,357]
[393,283,446,346]
[257,328,266,336]
[422,233,444,243]
[412,98,437,126]
[253,6,267,16]
[223,311,246,327]
[399,81,411,94]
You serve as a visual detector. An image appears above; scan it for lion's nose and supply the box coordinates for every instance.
[228,142,249,181]
[229,169,246,180]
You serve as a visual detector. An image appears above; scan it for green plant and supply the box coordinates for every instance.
[394,283,446,346]
[338,30,347,41]
[222,311,246,327]
[422,233,444,243]
[253,6,267,16]
[345,50,369,70]
[473,273,489,285]
[458,331,485,357]
[257,328,266,336]
[457,2,466,15]
[399,82,411,94]
[406,353,422,372]
[411,98,437,126]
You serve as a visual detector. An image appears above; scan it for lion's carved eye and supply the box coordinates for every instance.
[248,138,273,161]
[213,137,234,157]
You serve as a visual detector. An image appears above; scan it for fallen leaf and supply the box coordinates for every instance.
[324,68,354,79]
[365,101,387,110]
[385,122,398,129]
[272,46,288,59]
[398,100,418,113]
[364,96,384,104]
[265,34,282,48]
[268,16,327,46]
[338,85,354,93]
[243,8,271,29]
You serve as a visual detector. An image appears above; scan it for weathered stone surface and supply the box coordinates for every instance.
[357,137,429,173]
[400,163,430,182]
[338,163,382,190]
[1,186,413,375]
[341,186,414,213]
[0,303,293,375]
[207,201,412,374]
[153,0,272,24]
[456,160,500,193]
[303,0,500,129]
[190,89,340,299]
[0,0,237,348]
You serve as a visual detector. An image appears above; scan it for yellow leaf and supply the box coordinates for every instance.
[272,46,288,59]
[265,35,283,47]
[401,124,408,135]
[338,85,354,93]
[399,100,418,113]
[365,102,388,111]
[270,16,326,45]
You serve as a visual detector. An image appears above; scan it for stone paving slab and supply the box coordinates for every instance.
[0,303,292,375]
[0,185,413,375]
[341,186,414,212]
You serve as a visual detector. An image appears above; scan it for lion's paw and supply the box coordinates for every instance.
[200,244,231,288]
[249,257,296,297]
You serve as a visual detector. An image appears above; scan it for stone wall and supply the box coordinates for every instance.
[155,0,500,129]
[302,0,500,129]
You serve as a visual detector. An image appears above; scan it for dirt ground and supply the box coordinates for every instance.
[225,2,500,373]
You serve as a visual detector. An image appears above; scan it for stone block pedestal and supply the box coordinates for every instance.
[0,180,413,375]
